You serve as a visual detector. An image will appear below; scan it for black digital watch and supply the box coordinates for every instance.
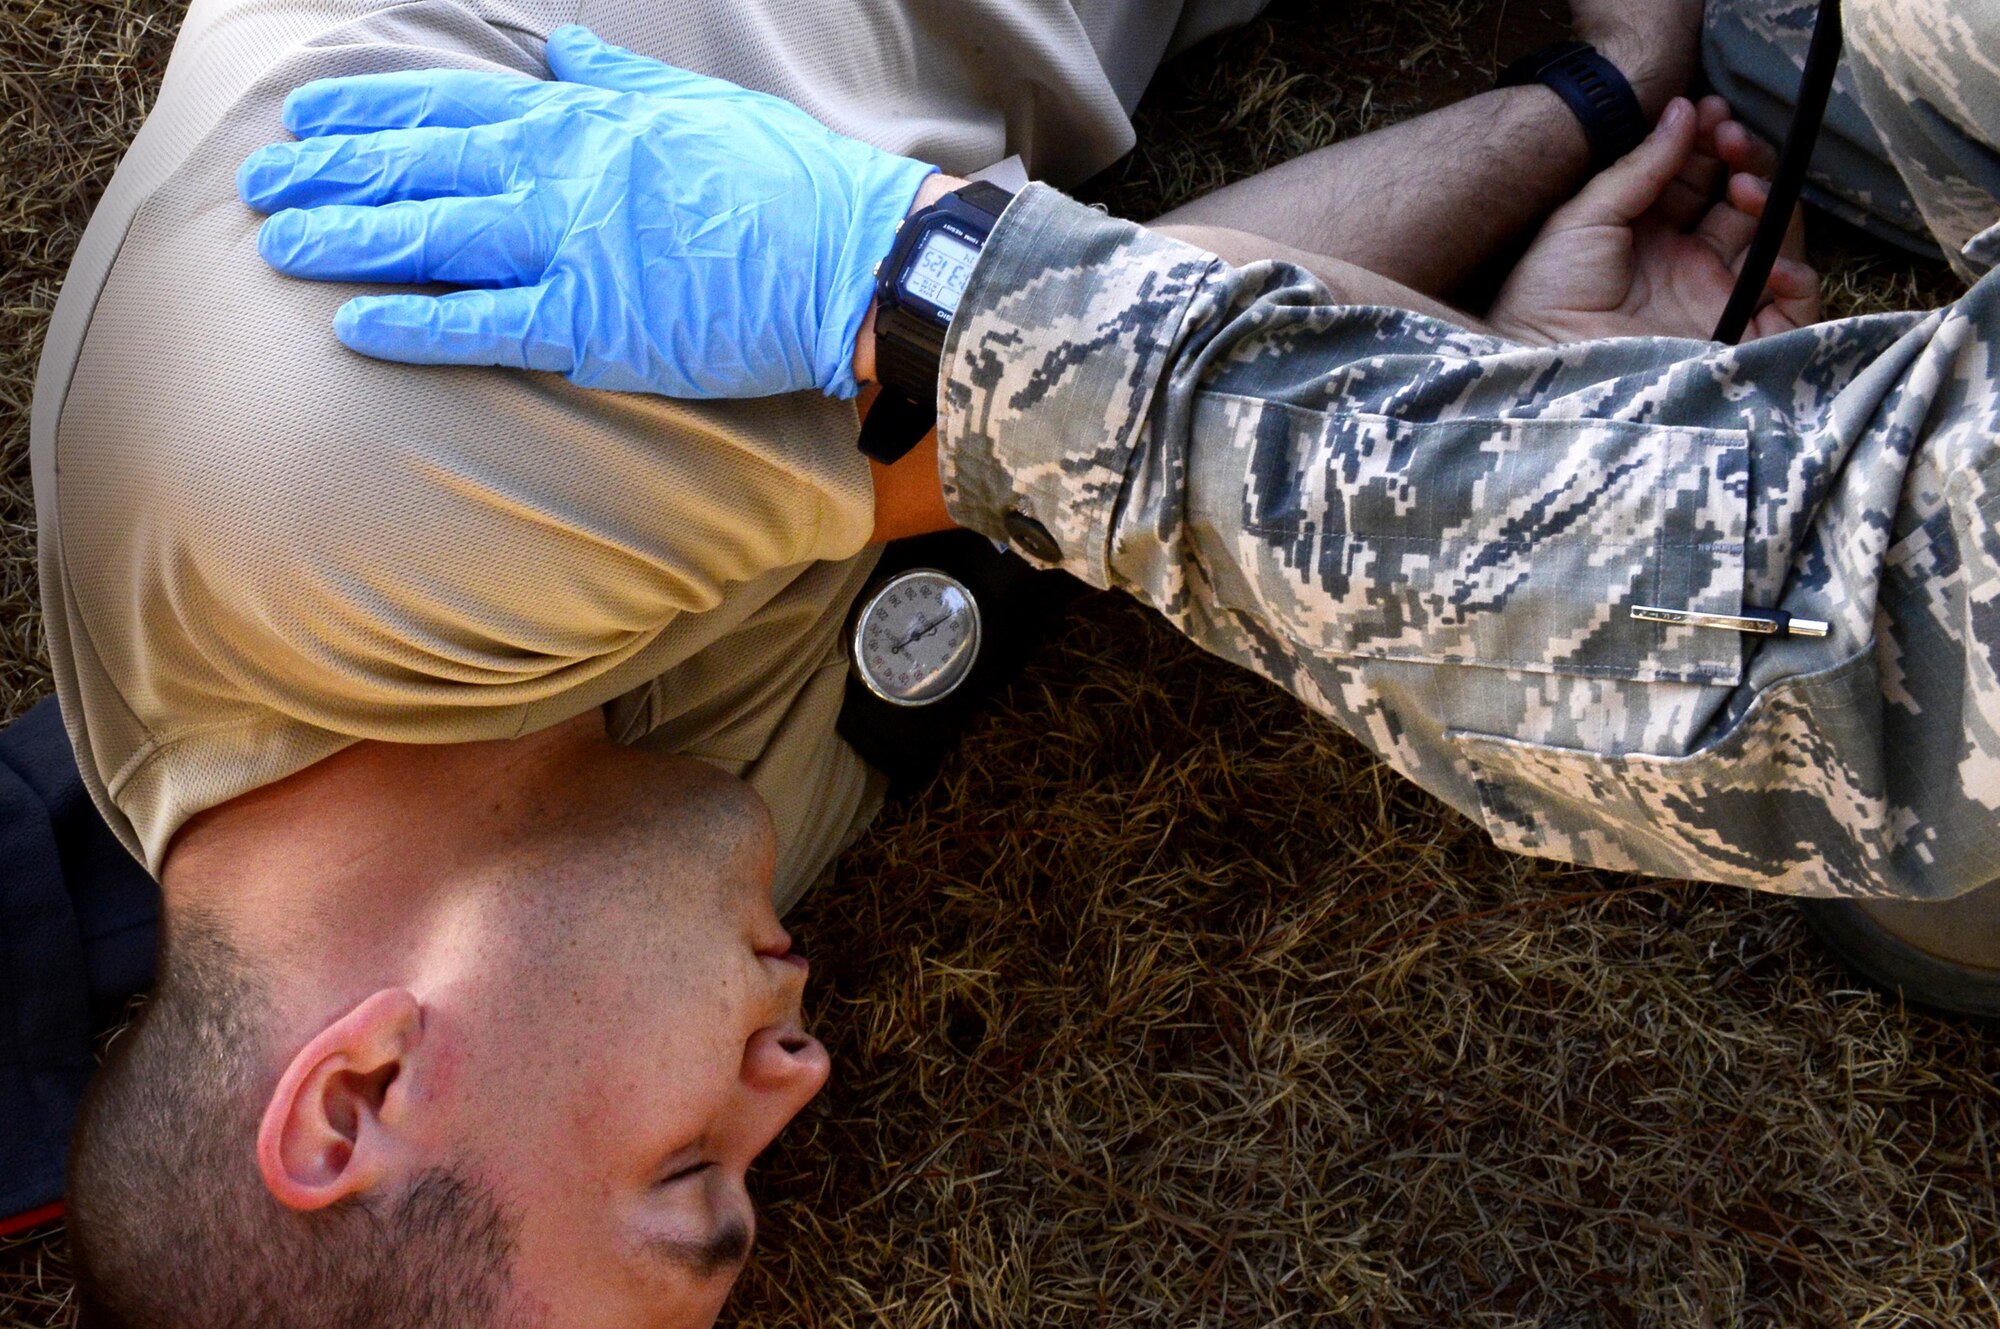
[857,179,1015,465]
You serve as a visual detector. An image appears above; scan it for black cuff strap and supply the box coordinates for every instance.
[857,387,936,466]
[1498,40,1647,171]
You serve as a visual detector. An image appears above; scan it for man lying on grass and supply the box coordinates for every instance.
[34,0,1856,1324]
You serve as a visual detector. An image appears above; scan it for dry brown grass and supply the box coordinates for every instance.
[3,0,1995,1326]
[0,0,178,719]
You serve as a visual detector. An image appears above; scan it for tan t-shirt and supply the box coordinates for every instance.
[30,0,1264,905]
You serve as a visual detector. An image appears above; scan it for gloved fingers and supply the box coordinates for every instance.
[239,123,520,211]
[333,284,577,372]
[258,193,553,286]
[282,68,575,136]
[544,24,741,101]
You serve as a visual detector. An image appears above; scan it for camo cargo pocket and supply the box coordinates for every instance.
[1448,647,1904,895]
[1190,403,1753,685]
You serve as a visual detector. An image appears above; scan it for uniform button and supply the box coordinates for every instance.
[1003,510,1062,563]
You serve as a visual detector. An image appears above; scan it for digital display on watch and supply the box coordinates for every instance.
[901,230,982,314]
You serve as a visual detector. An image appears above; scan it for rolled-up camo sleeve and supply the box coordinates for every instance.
[936,184,2000,900]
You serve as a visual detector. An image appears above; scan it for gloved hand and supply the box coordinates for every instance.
[237,25,937,399]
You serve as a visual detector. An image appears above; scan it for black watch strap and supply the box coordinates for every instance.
[872,179,1014,407]
[1498,40,1647,171]
[875,305,950,411]
[858,309,942,465]
[860,179,1014,466]
[857,388,936,466]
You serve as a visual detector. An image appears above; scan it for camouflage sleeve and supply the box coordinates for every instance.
[1844,0,2000,281]
[1708,0,2000,281]
[938,183,2000,900]
[1702,0,1938,259]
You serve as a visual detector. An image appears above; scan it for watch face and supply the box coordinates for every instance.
[852,569,982,706]
[900,228,982,317]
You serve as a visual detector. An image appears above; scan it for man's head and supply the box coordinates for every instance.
[68,713,829,1328]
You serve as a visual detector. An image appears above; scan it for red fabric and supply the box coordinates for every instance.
[0,1201,63,1237]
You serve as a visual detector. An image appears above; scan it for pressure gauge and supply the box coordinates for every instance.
[851,569,982,706]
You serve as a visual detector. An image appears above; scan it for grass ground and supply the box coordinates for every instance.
[2,0,1995,1324]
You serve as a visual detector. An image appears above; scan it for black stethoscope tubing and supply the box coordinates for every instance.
[1712,0,1843,344]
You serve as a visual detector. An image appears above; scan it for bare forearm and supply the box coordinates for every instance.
[1154,85,1583,295]
[1150,36,1680,297]
[1149,223,1500,335]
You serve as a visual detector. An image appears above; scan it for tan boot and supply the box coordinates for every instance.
[1798,879,2000,1019]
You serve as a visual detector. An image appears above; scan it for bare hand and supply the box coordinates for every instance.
[1487,96,1820,346]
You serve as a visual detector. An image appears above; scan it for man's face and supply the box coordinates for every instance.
[438,748,829,1328]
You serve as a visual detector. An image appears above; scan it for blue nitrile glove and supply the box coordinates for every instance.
[236,25,937,399]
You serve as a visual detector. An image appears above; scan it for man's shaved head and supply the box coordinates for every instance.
[68,718,828,1329]
[67,912,530,1329]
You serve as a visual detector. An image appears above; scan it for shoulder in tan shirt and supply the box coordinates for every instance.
[30,0,1260,904]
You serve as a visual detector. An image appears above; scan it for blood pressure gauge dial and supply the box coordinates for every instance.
[852,569,982,706]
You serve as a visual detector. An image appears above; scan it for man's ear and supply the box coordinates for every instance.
[256,988,427,1211]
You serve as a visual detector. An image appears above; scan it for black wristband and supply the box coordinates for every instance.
[860,180,1014,466]
[1497,40,1647,171]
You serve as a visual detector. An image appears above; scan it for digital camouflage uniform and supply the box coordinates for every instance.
[1706,0,2000,278]
[936,0,2000,901]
